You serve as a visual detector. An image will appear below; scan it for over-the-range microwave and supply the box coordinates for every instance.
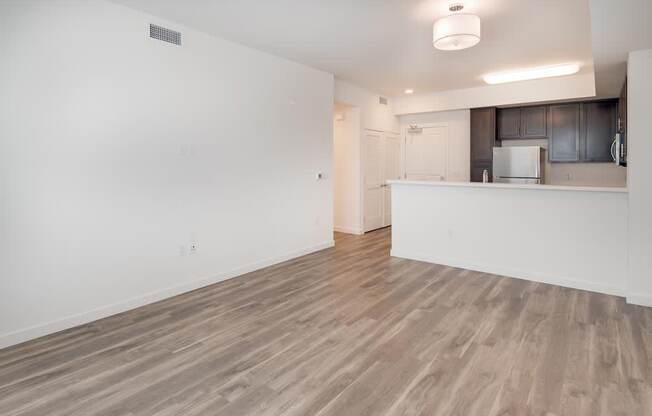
[611,132,627,167]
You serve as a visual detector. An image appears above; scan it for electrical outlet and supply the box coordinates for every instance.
[189,242,198,254]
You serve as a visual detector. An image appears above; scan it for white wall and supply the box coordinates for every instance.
[393,73,596,115]
[0,1,334,348]
[334,80,399,133]
[545,163,626,187]
[626,49,652,306]
[333,104,362,234]
[391,182,629,297]
[399,110,471,183]
[333,80,399,233]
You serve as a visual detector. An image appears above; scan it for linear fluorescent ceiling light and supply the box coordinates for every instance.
[483,63,580,85]
[404,89,414,94]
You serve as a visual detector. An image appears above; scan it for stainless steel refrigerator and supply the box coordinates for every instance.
[493,146,545,184]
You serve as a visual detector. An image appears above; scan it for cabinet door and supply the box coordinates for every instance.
[521,106,547,138]
[549,103,580,162]
[581,101,617,162]
[619,79,627,134]
[618,80,627,164]
[471,108,496,163]
[498,108,521,139]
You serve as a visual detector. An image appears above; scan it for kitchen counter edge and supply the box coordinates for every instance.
[387,180,628,193]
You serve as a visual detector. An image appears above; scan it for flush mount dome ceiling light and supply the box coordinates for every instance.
[433,3,481,51]
[483,63,581,85]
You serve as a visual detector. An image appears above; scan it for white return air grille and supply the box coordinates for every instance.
[149,24,181,46]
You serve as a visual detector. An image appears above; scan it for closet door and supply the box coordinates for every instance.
[363,131,384,232]
[383,133,401,227]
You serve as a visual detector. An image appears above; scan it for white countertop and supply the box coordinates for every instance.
[387,180,628,193]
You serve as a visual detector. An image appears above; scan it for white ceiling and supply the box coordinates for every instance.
[590,0,652,97]
[112,0,599,97]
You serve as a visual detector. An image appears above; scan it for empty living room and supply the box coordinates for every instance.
[1,0,652,415]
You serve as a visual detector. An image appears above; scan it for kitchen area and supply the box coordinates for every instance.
[389,81,631,300]
[471,80,628,186]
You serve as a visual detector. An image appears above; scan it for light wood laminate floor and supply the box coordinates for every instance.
[1,228,651,415]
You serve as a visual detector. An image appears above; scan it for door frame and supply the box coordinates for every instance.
[361,128,400,233]
[382,132,401,228]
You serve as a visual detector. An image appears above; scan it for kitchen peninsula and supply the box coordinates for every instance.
[389,180,628,297]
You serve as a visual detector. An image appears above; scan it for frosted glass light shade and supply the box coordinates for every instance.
[433,14,481,51]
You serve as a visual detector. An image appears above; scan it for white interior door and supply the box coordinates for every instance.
[405,125,449,181]
[383,133,401,227]
[364,131,384,232]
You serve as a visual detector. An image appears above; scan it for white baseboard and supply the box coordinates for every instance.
[626,294,652,307]
[390,249,625,298]
[0,240,335,350]
[334,226,364,235]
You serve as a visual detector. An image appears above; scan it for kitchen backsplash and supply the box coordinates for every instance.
[503,139,627,187]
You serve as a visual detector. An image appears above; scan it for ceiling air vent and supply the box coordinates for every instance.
[149,24,181,46]
[379,96,388,105]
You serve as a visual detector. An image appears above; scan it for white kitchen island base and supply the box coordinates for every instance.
[389,180,629,298]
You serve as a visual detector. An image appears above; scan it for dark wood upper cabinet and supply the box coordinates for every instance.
[471,107,496,164]
[618,79,627,166]
[521,106,547,138]
[619,78,627,134]
[549,103,581,162]
[548,99,617,163]
[498,106,547,139]
[498,108,521,139]
[581,101,617,162]
[473,99,619,167]
[470,107,497,182]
